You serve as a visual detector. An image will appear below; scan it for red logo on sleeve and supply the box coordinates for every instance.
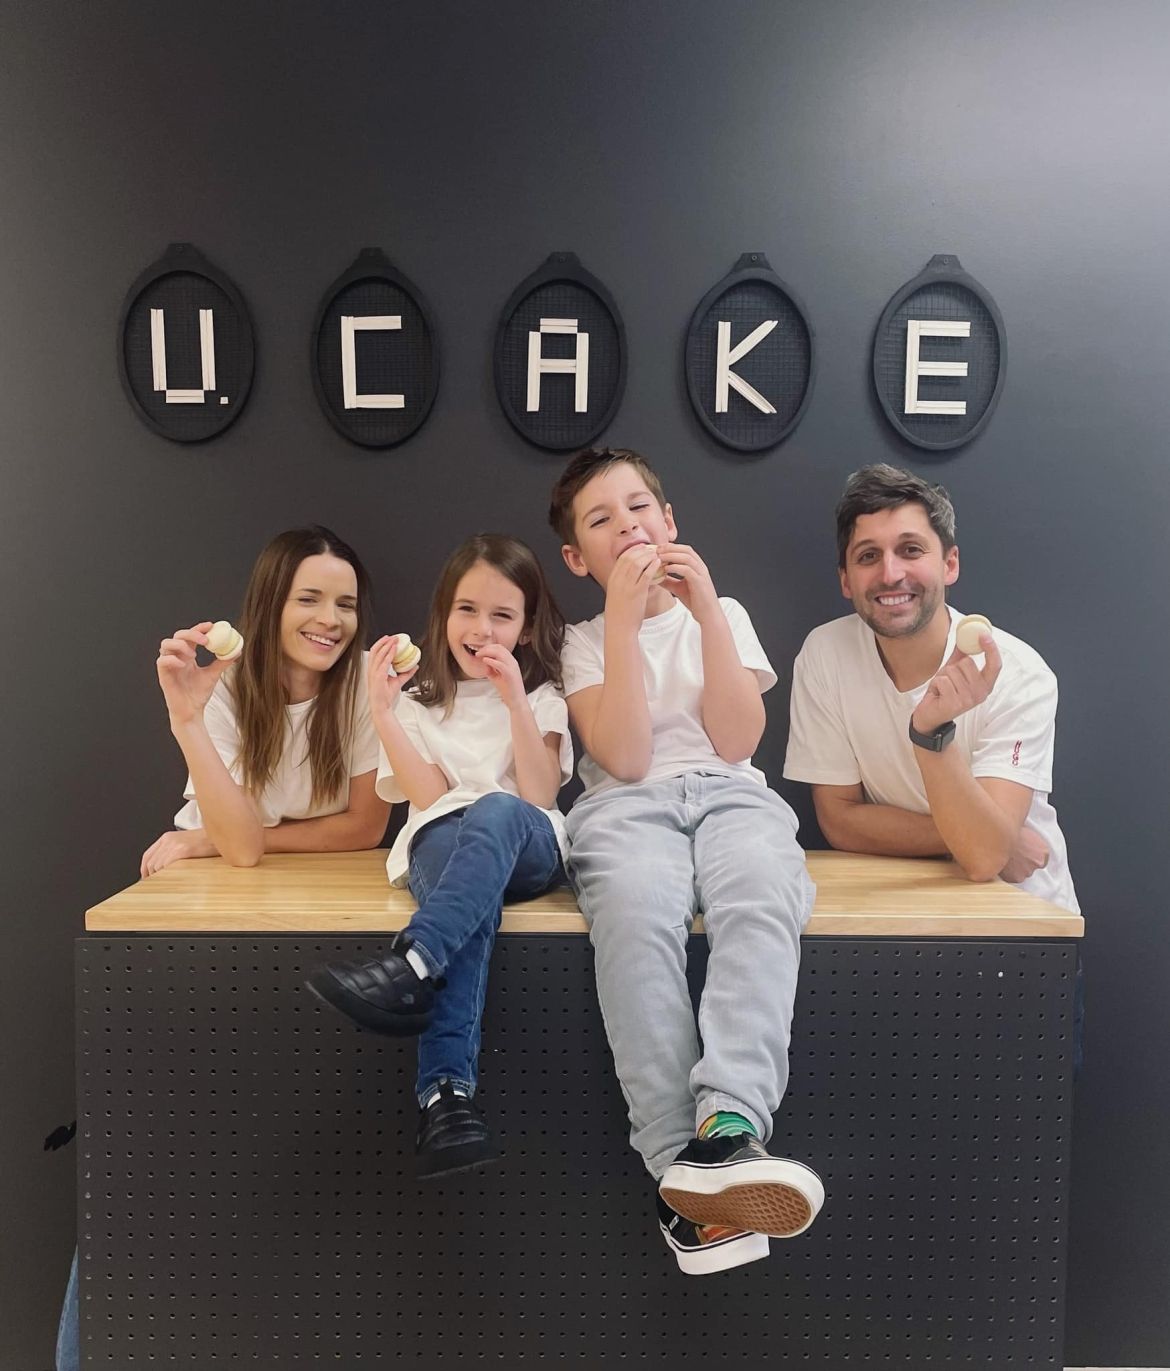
[1011,740,1022,767]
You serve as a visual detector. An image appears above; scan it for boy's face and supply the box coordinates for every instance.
[838,503,958,639]
[561,462,676,587]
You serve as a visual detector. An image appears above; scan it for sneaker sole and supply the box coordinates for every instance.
[659,1159,824,1238]
[417,1144,501,1180]
[660,1224,770,1275]
[303,971,431,1037]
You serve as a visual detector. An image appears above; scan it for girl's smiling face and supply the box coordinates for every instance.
[445,560,527,678]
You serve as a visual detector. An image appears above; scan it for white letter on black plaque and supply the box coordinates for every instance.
[904,319,969,415]
[527,317,589,413]
[715,319,778,414]
[150,307,216,404]
[341,315,405,409]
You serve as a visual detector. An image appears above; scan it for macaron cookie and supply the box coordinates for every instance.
[390,634,421,672]
[955,614,993,656]
[206,620,244,662]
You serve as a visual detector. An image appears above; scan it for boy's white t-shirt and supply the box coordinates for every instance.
[561,596,777,801]
[376,679,573,888]
[174,654,381,829]
[783,607,1078,913]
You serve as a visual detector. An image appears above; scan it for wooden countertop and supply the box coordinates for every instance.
[86,849,1083,939]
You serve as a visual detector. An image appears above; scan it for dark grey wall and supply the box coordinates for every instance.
[2,2,1167,1365]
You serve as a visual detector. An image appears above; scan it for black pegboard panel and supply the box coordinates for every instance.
[77,937,1076,1368]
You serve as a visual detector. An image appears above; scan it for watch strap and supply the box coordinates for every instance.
[908,717,957,752]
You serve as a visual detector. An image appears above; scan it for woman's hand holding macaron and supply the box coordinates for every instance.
[156,621,238,729]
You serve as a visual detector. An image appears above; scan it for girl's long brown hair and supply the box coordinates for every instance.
[411,534,564,717]
[230,527,372,806]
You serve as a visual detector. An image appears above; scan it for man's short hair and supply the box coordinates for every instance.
[548,447,666,546]
[835,464,956,567]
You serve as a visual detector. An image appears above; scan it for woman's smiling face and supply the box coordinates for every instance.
[279,554,360,674]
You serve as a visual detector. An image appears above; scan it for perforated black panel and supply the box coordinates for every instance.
[77,937,1075,1368]
[313,271,438,447]
[685,273,813,450]
[494,253,625,450]
[874,283,1001,443]
[120,263,254,442]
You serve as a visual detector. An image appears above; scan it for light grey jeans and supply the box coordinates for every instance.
[566,772,815,1180]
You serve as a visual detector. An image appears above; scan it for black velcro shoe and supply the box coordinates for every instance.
[416,1081,500,1179]
[659,1133,824,1238]
[305,932,438,1036]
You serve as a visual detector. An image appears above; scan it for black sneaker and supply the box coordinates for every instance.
[655,1194,769,1275]
[416,1081,499,1179]
[659,1133,824,1238]
[304,932,438,1036]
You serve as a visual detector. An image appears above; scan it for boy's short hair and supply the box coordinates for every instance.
[548,447,667,546]
[835,464,957,567]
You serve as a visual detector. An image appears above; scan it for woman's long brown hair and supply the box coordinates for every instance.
[230,527,372,806]
[411,534,564,717]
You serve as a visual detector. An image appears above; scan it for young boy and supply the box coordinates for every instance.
[549,447,823,1275]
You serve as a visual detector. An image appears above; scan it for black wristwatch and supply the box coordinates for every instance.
[908,717,957,752]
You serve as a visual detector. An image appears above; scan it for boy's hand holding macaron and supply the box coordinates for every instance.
[653,543,720,622]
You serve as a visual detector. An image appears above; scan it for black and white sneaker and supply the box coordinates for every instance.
[656,1194,769,1275]
[659,1133,824,1238]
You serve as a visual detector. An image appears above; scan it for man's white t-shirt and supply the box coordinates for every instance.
[376,679,573,888]
[783,606,1078,912]
[174,656,381,830]
[561,597,777,801]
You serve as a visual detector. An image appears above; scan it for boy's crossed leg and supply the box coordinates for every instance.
[567,775,823,1274]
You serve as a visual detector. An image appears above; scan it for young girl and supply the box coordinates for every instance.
[142,525,388,873]
[58,527,389,1371]
[306,533,571,1178]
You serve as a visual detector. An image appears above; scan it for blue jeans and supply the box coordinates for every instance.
[56,1248,78,1371]
[407,793,564,1106]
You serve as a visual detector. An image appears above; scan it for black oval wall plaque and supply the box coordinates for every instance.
[685,253,815,452]
[494,252,625,451]
[873,254,1006,451]
[118,243,254,442]
[311,248,439,449]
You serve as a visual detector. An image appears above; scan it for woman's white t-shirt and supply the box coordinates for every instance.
[376,679,573,888]
[174,657,381,829]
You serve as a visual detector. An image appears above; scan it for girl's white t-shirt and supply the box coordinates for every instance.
[174,655,381,829]
[376,679,573,888]
[783,607,1079,913]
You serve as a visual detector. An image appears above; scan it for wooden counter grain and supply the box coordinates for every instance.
[86,849,1083,939]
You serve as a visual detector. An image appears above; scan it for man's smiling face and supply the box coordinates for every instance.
[839,503,958,639]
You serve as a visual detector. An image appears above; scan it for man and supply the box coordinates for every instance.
[784,463,1077,912]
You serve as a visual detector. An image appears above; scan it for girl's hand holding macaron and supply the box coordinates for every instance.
[367,633,421,715]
